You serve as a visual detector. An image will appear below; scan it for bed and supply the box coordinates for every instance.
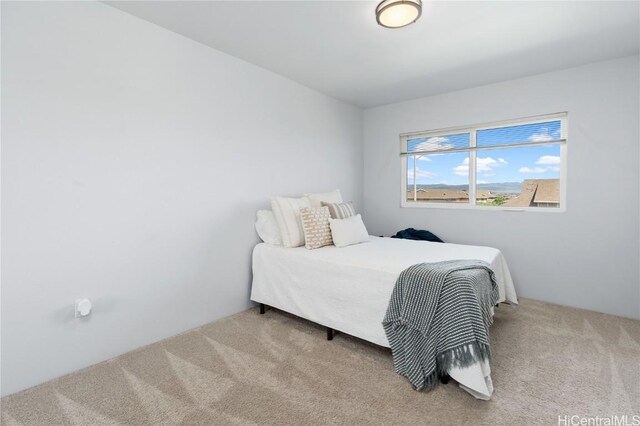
[250,235,518,400]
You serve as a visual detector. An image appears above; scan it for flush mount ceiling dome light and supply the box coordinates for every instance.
[376,0,422,29]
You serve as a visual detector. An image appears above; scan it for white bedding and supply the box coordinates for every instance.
[250,236,518,399]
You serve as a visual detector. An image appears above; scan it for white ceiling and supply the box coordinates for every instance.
[105,1,640,108]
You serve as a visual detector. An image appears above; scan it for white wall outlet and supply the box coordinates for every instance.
[75,298,92,318]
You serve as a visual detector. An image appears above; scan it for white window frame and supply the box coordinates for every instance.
[400,112,568,212]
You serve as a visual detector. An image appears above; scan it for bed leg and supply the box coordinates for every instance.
[259,303,266,315]
[440,374,450,385]
[326,327,334,341]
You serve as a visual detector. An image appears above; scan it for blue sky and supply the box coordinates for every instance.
[407,121,562,185]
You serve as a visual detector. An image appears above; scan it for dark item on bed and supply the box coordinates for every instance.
[383,260,499,391]
[390,228,444,243]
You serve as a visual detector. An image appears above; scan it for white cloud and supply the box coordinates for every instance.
[429,136,448,143]
[416,155,431,162]
[415,136,454,152]
[529,133,554,142]
[535,155,560,165]
[528,127,557,142]
[408,167,437,182]
[478,157,508,171]
[518,167,547,174]
[518,155,561,174]
[416,169,437,179]
[453,157,508,176]
[453,158,469,176]
[453,168,468,176]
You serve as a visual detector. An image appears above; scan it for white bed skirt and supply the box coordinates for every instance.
[250,236,518,400]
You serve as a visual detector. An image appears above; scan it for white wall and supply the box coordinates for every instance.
[364,56,640,320]
[1,1,362,396]
[2,0,638,399]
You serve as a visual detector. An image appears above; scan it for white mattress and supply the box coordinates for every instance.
[250,236,518,399]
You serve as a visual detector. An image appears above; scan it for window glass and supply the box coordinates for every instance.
[407,133,470,153]
[406,152,470,203]
[474,145,561,208]
[477,120,561,147]
[401,114,566,210]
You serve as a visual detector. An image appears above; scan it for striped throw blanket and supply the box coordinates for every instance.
[382,260,499,391]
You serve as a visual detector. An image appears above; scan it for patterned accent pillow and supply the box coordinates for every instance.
[321,201,356,219]
[300,207,333,249]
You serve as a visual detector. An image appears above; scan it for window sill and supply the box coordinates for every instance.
[400,201,566,213]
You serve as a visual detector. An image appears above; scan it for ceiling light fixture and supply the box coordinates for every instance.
[376,0,422,29]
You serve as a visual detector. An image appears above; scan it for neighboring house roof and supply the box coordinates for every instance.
[533,179,560,204]
[408,189,469,200]
[407,189,493,201]
[503,179,560,207]
[477,190,492,200]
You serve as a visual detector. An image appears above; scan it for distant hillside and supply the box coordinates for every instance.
[413,182,523,193]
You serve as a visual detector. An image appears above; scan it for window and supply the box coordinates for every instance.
[401,113,567,211]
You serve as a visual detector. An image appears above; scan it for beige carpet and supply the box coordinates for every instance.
[2,298,639,425]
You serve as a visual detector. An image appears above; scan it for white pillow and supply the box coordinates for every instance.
[270,196,311,248]
[329,214,369,248]
[255,210,282,246]
[304,189,343,207]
